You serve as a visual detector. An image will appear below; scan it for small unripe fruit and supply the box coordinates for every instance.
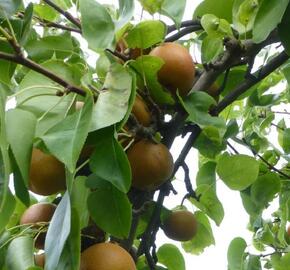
[127,139,174,191]
[29,148,66,196]
[149,42,195,97]
[80,242,136,270]
[131,95,151,126]
[20,203,56,249]
[162,210,198,241]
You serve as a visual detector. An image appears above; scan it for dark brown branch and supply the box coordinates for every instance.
[181,162,199,202]
[167,19,201,34]
[211,51,289,115]
[106,48,130,62]
[43,0,81,29]
[241,138,290,179]
[38,19,81,33]
[227,141,239,154]
[165,25,202,42]
[0,52,86,96]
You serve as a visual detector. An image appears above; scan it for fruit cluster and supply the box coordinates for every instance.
[24,41,203,269]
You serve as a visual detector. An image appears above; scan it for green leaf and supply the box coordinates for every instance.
[5,236,34,270]
[181,91,226,130]
[160,0,186,28]
[115,0,134,30]
[250,172,281,208]
[193,0,235,22]
[0,189,15,233]
[130,55,174,105]
[20,3,33,46]
[278,4,290,55]
[190,184,224,226]
[233,0,259,32]
[201,14,233,37]
[34,2,58,21]
[138,0,163,14]
[6,109,36,186]
[0,41,16,86]
[280,128,290,154]
[87,180,132,239]
[125,20,166,49]
[227,237,247,270]
[45,192,71,270]
[90,64,133,131]
[17,60,81,136]
[182,211,215,255]
[56,208,80,270]
[157,244,185,270]
[25,33,74,62]
[271,253,290,270]
[89,128,131,193]
[243,255,262,270]
[71,176,90,229]
[80,0,115,50]
[217,153,259,190]
[201,35,223,63]
[39,94,93,173]
[196,161,217,189]
[0,0,22,18]
[252,0,289,43]
[240,188,263,216]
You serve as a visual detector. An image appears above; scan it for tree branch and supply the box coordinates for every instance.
[43,0,81,29]
[0,52,86,96]
[167,19,201,34]
[165,25,202,42]
[211,51,289,115]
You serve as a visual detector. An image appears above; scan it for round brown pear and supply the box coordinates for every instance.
[149,42,195,97]
[80,242,136,270]
[29,148,66,196]
[20,203,56,249]
[127,139,174,191]
[131,95,151,127]
[162,210,198,241]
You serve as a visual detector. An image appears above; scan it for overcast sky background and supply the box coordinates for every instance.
[17,1,289,269]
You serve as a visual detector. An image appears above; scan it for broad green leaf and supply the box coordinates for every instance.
[6,109,36,186]
[0,92,15,233]
[278,4,290,55]
[196,161,217,189]
[217,153,259,190]
[280,128,290,154]
[20,3,33,46]
[45,192,71,270]
[90,64,133,131]
[201,35,223,63]
[193,0,235,22]
[243,255,262,270]
[17,60,82,136]
[227,237,247,270]
[224,120,239,139]
[25,33,74,62]
[182,211,215,255]
[138,0,163,14]
[39,94,93,173]
[181,91,226,130]
[240,188,263,216]
[89,128,131,193]
[88,180,132,239]
[71,176,90,229]
[5,236,34,270]
[130,55,174,105]
[201,14,233,37]
[34,3,59,21]
[160,0,186,28]
[0,0,22,18]
[250,172,281,208]
[252,0,289,43]
[0,41,16,86]
[190,184,224,226]
[233,0,259,33]
[157,244,185,270]
[56,208,80,270]
[80,0,115,50]
[115,0,134,30]
[125,20,166,49]
[271,253,290,270]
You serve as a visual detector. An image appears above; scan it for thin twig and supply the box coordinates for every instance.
[165,25,202,42]
[43,0,81,29]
